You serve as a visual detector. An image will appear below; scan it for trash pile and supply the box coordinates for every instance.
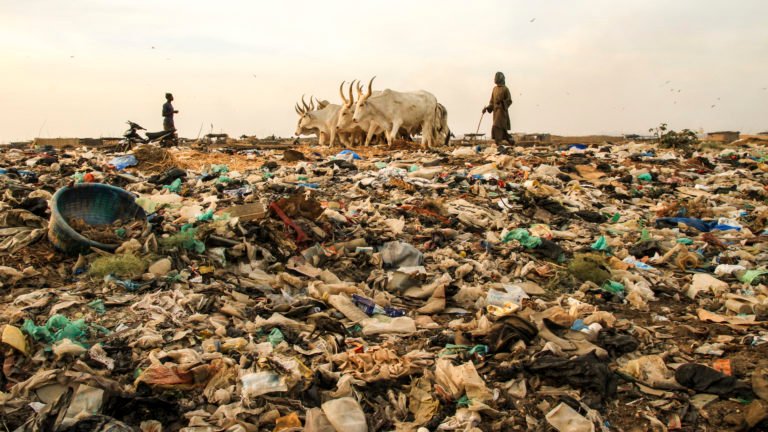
[2,139,768,431]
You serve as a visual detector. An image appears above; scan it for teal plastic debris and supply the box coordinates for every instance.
[502,229,542,249]
[440,344,471,357]
[163,178,182,193]
[640,229,651,242]
[160,224,205,253]
[601,280,625,295]
[677,238,694,245]
[21,314,89,346]
[216,176,233,184]
[738,269,768,285]
[468,344,489,357]
[637,173,653,182]
[408,165,420,172]
[591,235,610,252]
[440,344,489,359]
[375,162,388,169]
[268,328,284,347]
[211,164,229,174]
[610,213,621,223]
[87,299,106,314]
[196,209,214,221]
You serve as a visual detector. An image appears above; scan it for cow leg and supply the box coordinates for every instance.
[364,125,377,147]
[388,121,403,147]
[422,120,433,148]
[329,128,338,147]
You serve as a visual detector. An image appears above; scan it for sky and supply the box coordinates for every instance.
[0,0,767,143]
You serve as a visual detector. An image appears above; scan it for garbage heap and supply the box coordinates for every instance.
[1,140,768,431]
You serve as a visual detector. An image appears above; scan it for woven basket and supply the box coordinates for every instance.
[48,184,146,254]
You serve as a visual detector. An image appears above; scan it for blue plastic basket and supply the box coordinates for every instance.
[48,183,146,254]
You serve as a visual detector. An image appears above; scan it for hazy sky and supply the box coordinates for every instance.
[1,0,766,143]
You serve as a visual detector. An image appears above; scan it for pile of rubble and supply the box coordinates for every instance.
[1,138,768,431]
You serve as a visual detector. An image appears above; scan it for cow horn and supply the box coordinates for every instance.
[309,96,315,111]
[356,80,364,99]
[349,80,356,106]
[295,103,302,115]
[301,94,310,111]
[339,81,348,105]
[365,76,376,99]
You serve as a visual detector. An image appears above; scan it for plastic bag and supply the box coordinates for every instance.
[336,149,362,161]
[321,397,367,432]
[109,155,138,171]
[502,228,541,249]
[21,314,88,345]
[163,178,182,193]
[241,371,287,399]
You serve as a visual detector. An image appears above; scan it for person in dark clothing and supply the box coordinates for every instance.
[162,93,178,132]
[483,72,513,144]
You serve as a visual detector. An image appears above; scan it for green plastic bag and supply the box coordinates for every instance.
[677,238,693,245]
[738,269,768,285]
[267,328,284,347]
[502,229,542,249]
[637,173,653,182]
[211,164,229,174]
[196,209,214,221]
[160,224,205,253]
[87,299,106,314]
[21,314,89,345]
[601,280,625,295]
[591,235,610,252]
[163,178,182,193]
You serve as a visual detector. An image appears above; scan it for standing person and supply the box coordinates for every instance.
[483,72,513,144]
[162,93,178,131]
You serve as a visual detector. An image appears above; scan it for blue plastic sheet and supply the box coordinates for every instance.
[337,149,362,160]
[655,217,741,232]
[109,155,138,171]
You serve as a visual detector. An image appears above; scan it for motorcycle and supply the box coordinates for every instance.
[119,121,177,151]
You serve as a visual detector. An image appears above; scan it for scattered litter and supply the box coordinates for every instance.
[1,138,767,431]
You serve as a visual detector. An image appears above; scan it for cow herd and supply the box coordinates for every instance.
[294,78,450,147]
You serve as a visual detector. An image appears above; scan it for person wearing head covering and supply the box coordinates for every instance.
[483,72,513,144]
[162,93,178,132]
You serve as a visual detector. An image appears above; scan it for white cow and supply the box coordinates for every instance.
[335,80,386,146]
[351,77,444,147]
[294,95,347,146]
